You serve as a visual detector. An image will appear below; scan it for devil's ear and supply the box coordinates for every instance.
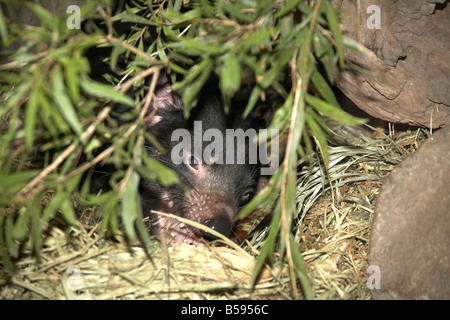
[247,103,273,130]
[144,75,184,127]
[231,87,275,130]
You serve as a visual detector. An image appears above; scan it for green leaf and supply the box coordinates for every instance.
[101,192,120,235]
[110,36,127,71]
[121,170,141,242]
[62,57,80,102]
[27,2,59,30]
[289,234,313,299]
[52,68,82,137]
[0,80,32,119]
[5,214,19,258]
[179,59,213,114]
[113,13,151,25]
[254,0,274,18]
[274,0,303,19]
[24,88,39,151]
[243,85,261,119]
[162,7,202,25]
[80,75,134,107]
[12,208,31,241]
[60,197,78,226]
[0,4,8,41]
[0,215,15,271]
[324,2,344,68]
[0,170,40,196]
[220,52,241,96]
[312,32,333,59]
[305,110,329,163]
[251,199,281,285]
[305,94,367,125]
[259,46,296,88]
[310,68,339,107]
[137,151,181,187]
[219,0,250,23]
[241,29,272,52]
[172,58,211,91]
[173,36,224,56]
[38,90,69,135]
[156,37,167,62]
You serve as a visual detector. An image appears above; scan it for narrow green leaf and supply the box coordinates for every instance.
[80,75,134,107]
[12,208,31,241]
[62,58,80,103]
[309,107,332,136]
[112,13,151,25]
[60,198,78,226]
[251,200,282,286]
[241,29,272,52]
[168,62,188,75]
[181,60,213,114]
[243,85,261,119]
[0,80,32,119]
[39,90,69,134]
[137,152,181,187]
[27,2,59,30]
[102,192,120,235]
[156,37,167,62]
[5,214,19,258]
[0,215,15,271]
[259,47,296,88]
[220,52,241,96]
[289,234,314,299]
[52,68,82,137]
[174,36,223,56]
[319,55,335,84]
[136,214,153,252]
[0,170,40,195]
[312,32,333,59]
[31,196,42,257]
[274,0,302,19]
[254,0,274,18]
[110,36,127,71]
[121,170,141,242]
[305,110,329,162]
[324,2,344,68]
[305,94,366,125]
[171,58,211,91]
[310,68,339,107]
[162,7,202,25]
[0,4,8,41]
[24,88,39,151]
[269,91,293,131]
[219,1,250,23]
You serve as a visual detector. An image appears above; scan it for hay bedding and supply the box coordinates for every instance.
[0,124,428,300]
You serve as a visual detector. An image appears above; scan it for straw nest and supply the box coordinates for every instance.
[0,124,428,300]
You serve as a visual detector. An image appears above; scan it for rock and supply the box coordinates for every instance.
[332,0,450,128]
[368,125,450,299]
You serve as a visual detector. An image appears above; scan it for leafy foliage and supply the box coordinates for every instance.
[0,0,364,299]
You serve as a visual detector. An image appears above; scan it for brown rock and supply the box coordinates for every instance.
[332,0,450,128]
[368,125,450,299]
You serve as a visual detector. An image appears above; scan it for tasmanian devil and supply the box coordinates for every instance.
[135,76,273,245]
[88,75,272,245]
[84,5,274,245]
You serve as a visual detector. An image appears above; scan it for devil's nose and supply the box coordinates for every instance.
[201,215,233,240]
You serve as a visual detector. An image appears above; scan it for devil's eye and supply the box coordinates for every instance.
[188,155,199,170]
[241,190,254,205]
